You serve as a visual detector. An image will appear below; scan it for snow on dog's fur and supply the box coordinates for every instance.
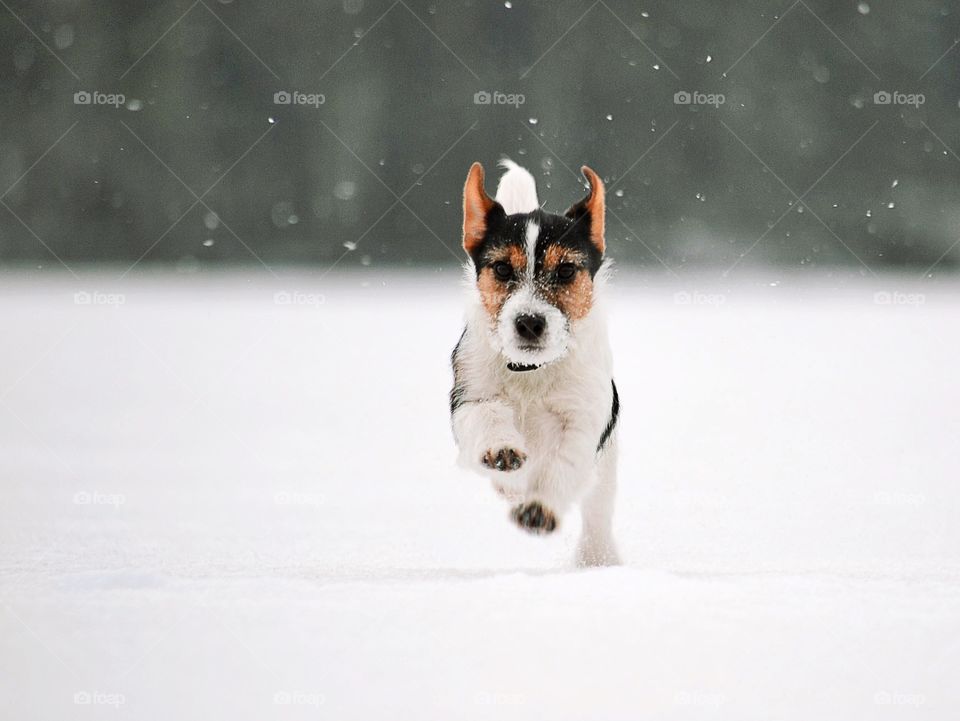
[450,159,620,566]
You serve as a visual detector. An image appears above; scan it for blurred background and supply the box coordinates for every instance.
[2,0,959,275]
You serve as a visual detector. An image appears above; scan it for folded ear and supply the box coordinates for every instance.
[564,165,605,254]
[462,162,500,256]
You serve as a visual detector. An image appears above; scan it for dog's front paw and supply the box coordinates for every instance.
[511,501,557,535]
[481,447,526,472]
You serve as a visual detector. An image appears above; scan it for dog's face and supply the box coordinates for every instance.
[462,163,606,367]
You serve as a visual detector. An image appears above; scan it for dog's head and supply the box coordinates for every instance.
[462,162,606,368]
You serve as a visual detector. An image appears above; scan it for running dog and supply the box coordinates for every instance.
[450,159,620,566]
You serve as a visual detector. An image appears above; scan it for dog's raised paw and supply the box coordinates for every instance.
[511,501,557,534]
[481,447,526,472]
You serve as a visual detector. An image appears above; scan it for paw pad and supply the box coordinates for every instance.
[511,501,557,535]
[482,447,525,472]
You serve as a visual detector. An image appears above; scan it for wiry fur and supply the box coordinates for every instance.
[450,160,621,567]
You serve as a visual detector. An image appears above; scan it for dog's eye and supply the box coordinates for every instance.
[492,261,513,281]
[555,263,577,281]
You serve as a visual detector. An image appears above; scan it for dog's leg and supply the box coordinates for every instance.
[576,439,621,567]
[453,401,528,487]
[510,412,599,535]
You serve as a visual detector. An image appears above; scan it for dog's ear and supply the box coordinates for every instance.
[462,162,501,256]
[564,165,605,254]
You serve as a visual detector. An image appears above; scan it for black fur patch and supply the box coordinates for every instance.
[471,208,602,278]
[449,328,466,416]
[597,380,619,453]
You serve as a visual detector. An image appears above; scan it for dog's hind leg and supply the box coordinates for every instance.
[576,439,621,567]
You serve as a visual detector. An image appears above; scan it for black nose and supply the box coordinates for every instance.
[514,314,546,341]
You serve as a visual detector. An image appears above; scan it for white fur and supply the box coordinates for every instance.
[525,219,538,277]
[496,284,569,367]
[495,159,539,214]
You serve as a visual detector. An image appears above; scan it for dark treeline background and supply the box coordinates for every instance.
[1,0,959,273]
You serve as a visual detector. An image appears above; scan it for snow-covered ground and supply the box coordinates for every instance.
[1,269,958,720]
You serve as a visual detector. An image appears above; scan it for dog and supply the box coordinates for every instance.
[449,159,620,567]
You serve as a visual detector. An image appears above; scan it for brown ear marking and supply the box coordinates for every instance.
[565,165,606,254]
[463,162,497,256]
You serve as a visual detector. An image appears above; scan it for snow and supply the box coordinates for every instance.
[1,269,959,720]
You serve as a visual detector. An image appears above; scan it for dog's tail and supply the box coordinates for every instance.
[495,158,539,215]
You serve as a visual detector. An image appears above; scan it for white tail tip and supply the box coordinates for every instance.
[495,158,539,215]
